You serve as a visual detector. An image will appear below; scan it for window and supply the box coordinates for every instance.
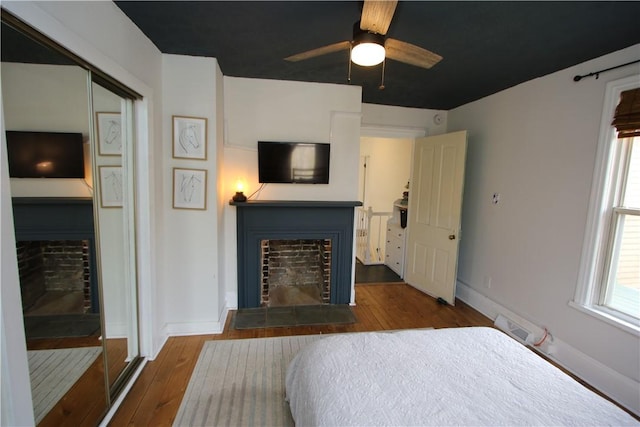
[601,135,639,318]
[573,77,640,334]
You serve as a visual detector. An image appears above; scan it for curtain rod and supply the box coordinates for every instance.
[573,59,640,82]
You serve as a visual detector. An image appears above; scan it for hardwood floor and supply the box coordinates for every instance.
[108,283,493,426]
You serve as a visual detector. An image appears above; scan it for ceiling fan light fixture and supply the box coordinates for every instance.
[351,32,385,66]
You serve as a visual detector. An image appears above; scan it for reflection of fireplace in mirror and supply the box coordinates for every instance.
[17,240,100,340]
[12,197,102,341]
[17,240,91,314]
[260,239,332,307]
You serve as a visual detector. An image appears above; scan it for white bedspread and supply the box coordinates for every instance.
[285,327,638,426]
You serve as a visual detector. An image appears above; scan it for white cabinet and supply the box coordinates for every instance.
[385,221,406,277]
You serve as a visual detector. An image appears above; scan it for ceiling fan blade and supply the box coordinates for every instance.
[284,41,351,62]
[384,38,443,69]
[360,0,398,35]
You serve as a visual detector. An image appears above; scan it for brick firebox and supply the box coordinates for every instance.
[16,240,92,313]
[260,239,332,307]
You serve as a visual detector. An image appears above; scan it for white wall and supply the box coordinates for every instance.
[222,76,362,307]
[223,77,362,201]
[161,54,223,335]
[449,44,640,414]
[1,1,163,423]
[214,63,227,324]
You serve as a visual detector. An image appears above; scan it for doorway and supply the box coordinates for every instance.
[356,135,412,283]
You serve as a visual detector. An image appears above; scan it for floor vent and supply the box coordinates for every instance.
[494,314,534,344]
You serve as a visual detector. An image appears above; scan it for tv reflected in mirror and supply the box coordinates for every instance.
[6,131,85,178]
[258,141,330,184]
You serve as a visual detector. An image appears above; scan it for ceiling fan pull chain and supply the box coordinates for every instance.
[348,44,353,83]
[379,59,386,90]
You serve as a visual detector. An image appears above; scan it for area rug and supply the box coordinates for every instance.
[28,346,102,424]
[232,304,357,329]
[173,335,325,426]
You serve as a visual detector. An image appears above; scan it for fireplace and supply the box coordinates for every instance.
[231,200,361,309]
[12,198,100,313]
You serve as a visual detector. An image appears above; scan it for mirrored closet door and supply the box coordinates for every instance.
[1,11,141,426]
[90,80,141,394]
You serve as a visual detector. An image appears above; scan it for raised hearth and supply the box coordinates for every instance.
[231,200,362,309]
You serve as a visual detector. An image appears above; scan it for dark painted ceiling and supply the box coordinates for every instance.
[6,2,639,110]
[114,1,640,110]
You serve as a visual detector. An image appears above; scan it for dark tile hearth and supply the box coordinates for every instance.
[232,304,357,330]
[23,314,101,339]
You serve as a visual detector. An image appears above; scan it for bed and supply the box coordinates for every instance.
[285,327,638,426]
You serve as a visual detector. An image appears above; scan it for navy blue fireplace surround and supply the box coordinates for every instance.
[230,200,362,309]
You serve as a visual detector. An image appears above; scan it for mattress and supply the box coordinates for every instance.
[285,327,638,426]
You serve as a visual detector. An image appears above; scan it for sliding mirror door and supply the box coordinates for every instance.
[91,80,141,394]
[1,19,109,425]
[2,11,141,425]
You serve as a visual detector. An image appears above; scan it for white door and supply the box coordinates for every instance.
[404,131,467,305]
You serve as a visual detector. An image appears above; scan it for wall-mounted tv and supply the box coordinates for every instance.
[6,131,85,178]
[258,141,330,184]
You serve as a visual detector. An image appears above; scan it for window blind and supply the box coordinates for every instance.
[612,88,640,138]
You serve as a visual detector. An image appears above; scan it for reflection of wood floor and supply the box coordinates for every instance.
[28,336,128,427]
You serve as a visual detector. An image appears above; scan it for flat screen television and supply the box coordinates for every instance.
[258,141,330,184]
[6,131,85,178]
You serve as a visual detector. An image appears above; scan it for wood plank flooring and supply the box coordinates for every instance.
[108,283,493,426]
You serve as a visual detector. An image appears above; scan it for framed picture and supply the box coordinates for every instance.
[173,115,207,160]
[98,166,123,208]
[96,112,122,156]
[173,167,207,210]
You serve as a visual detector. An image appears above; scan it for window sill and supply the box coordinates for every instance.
[569,301,640,336]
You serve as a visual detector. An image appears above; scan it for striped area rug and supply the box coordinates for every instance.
[173,335,324,427]
[28,346,102,424]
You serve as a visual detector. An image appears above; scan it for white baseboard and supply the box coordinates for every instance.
[163,320,225,337]
[148,331,169,361]
[151,307,231,359]
[225,292,238,310]
[456,280,640,416]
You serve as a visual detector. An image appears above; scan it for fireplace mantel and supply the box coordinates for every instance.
[229,200,362,208]
[231,200,362,308]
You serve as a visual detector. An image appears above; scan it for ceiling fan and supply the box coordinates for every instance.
[284,0,442,70]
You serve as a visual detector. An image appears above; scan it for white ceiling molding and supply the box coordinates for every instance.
[360,123,427,139]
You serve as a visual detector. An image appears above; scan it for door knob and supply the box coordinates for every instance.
[448,234,456,240]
